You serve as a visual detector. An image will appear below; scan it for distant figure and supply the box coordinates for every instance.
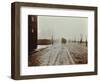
[61,38,66,44]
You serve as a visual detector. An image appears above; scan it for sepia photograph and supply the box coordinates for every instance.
[11,2,97,79]
[28,15,88,66]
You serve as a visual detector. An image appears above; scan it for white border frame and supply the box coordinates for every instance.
[20,6,95,75]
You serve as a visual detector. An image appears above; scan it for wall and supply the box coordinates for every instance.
[0,0,100,82]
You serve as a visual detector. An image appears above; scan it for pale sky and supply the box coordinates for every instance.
[38,16,88,41]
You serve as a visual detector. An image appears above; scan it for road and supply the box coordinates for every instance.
[28,43,87,66]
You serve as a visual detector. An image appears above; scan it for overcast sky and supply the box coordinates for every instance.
[38,15,88,41]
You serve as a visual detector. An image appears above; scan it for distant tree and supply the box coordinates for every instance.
[74,38,76,43]
[85,38,87,47]
[80,34,83,43]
